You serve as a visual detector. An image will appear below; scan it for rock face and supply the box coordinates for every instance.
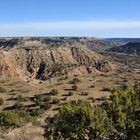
[0,37,117,79]
[0,51,25,77]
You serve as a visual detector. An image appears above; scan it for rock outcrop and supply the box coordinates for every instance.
[0,37,117,79]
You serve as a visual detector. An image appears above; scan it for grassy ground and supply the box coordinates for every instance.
[0,70,139,139]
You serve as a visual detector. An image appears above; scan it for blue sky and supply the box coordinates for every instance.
[0,0,140,37]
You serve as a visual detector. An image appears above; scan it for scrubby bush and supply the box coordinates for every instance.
[120,84,128,90]
[34,94,44,102]
[40,102,52,110]
[88,97,95,103]
[102,87,111,92]
[44,84,140,139]
[35,99,44,106]
[123,79,128,82]
[72,84,78,91]
[58,76,68,81]
[0,98,4,105]
[108,85,140,139]
[0,110,36,129]
[96,96,108,101]
[15,95,28,102]
[49,89,59,96]
[44,96,51,102]
[80,92,89,96]
[14,102,24,109]
[90,85,95,88]
[69,77,81,84]
[52,98,60,104]
[29,109,45,117]
[0,87,6,93]
[34,94,51,106]
[68,92,74,96]
[44,100,112,139]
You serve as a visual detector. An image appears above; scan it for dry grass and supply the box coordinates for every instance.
[0,70,139,139]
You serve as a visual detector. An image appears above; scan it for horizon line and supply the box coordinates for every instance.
[0,20,140,38]
[0,36,140,39]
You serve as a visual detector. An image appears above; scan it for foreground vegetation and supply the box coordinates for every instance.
[0,72,139,139]
[44,84,140,140]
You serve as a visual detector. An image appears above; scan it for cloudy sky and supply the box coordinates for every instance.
[0,0,140,37]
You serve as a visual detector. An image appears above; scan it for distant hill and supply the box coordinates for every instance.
[0,37,116,52]
[105,38,140,44]
[108,42,140,54]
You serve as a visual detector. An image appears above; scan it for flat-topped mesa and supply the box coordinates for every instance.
[0,37,117,79]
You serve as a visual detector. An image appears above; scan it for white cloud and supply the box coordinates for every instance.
[0,20,140,37]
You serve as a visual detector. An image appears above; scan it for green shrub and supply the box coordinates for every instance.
[69,78,81,84]
[85,92,88,96]
[108,85,140,139]
[14,102,24,109]
[88,97,95,103]
[90,85,95,88]
[58,76,68,81]
[0,110,36,129]
[102,87,111,92]
[68,92,74,96]
[34,94,51,106]
[44,96,51,102]
[34,94,44,101]
[101,96,108,100]
[0,98,4,105]
[44,85,140,140]
[40,102,52,110]
[80,92,89,96]
[15,95,28,102]
[29,109,45,117]
[52,98,60,104]
[123,79,128,82]
[44,100,112,139]
[120,84,128,90]
[49,89,59,96]
[72,84,78,91]
[0,87,6,93]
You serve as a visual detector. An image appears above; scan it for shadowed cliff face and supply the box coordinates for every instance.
[108,42,140,55]
[0,37,117,79]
